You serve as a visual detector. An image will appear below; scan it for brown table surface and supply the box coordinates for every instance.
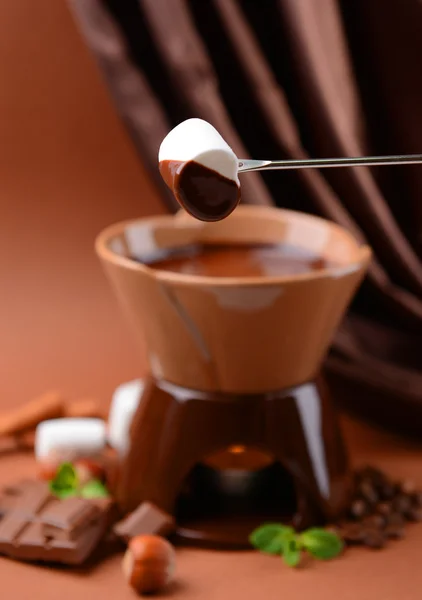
[0,415,421,600]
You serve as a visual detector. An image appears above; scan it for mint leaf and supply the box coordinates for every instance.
[262,536,286,555]
[49,463,78,498]
[80,479,109,499]
[50,486,79,499]
[300,528,343,560]
[250,524,295,555]
[282,533,302,567]
[54,463,78,489]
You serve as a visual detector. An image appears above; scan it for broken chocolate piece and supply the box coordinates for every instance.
[114,502,175,543]
[42,496,100,541]
[13,482,51,517]
[0,479,114,564]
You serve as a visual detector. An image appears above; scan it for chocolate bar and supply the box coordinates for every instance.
[0,480,113,564]
[114,502,175,543]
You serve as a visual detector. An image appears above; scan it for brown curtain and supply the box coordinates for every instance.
[69,0,422,436]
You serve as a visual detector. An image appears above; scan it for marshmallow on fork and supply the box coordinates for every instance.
[159,118,239,183]
[35,418,106,463]
[159,118,240,221]
[107,379,144,455]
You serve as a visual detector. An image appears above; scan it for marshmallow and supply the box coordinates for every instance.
[158,118,239,184]
[35,418,106,461]
[108,379,144,455]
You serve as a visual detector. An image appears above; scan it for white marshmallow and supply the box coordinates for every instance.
[107,379,144,455]
[35,418,106,461]
[158,118,239,184]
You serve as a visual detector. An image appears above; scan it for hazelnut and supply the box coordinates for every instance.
[74,458,104,485]
[123,535,175,594]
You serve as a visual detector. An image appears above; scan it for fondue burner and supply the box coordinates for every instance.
[96,206,371,548]
[116,377,350,547]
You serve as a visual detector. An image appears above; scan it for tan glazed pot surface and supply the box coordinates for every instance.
[96,205,371,395]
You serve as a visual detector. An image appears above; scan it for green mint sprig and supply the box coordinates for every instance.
[79,478,110,499]
[300,528,343,560]
[49,463,78,499]
[250,523,343,568]
[49,463,110,500]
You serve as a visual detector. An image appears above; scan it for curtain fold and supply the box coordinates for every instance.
[139,0,274,207]
[278,0,422,295]
[69,0,422,436]
[69,0,178,210]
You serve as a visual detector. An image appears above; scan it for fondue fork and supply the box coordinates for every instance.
[238,154,422,173]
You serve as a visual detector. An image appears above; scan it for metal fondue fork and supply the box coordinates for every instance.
[238,154,422,172]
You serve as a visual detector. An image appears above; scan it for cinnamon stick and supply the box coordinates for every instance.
[0,391,65,437]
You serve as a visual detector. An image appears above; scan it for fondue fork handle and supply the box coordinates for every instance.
[238,154,422,173]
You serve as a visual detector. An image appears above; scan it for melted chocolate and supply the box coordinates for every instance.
[159,160,240,222]
[138,242,337,277]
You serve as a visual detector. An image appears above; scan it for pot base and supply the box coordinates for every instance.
[116,377,352,548]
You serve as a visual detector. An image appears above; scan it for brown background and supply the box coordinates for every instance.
[0,0,163,411]
[1,2,422,599]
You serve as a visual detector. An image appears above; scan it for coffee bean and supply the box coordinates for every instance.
[386,512,405,528]
[393,494,412,514]
[385,525,405,540]
[405,507,422,522]
[357,467,386,486]
[379,482,395,501]
[377,502,392,516]
[359,480,379,505]
[362,514,385,530]
[363,529,386,549]
[400,480,416,495]
[341,467,422,553]
[340,523,365,545]
[350,499,368,519]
